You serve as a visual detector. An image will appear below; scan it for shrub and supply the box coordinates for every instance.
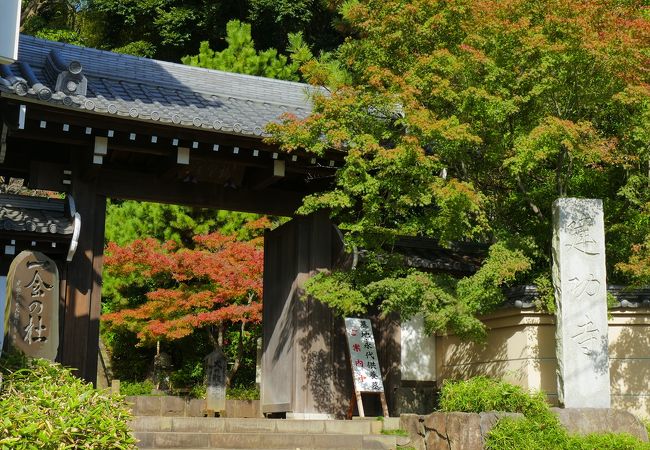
[0,356,137,449]
[486,415,571,450]
[190,383,206,399]
[439,377,650,450]
[438,376,548,418]
[568,432,650,450]
[120,379,155,396]
[226,385,260,400]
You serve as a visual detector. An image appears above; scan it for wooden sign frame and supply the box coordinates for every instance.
[344,317,389,418]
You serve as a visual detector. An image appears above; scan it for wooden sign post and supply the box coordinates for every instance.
[344,317,389,418]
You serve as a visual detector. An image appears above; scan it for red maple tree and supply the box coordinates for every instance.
[101,229,264,384]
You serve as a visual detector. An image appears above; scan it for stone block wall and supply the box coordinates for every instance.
[399,409,647,450]
[399,412,524,450]
[125,396,261,418]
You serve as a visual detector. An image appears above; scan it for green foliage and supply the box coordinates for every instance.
[247,0,342,53]
[485,415,572,450]
[303,271,372,316]
[567,432,650,450]
[23,0,345,63]
[439,377,650,450]
[439,376,548,417]
[182,20,306,81]
[189,383,206,399]
[303,240,533,341]
[83,0,245,59]
[0,356,136,449]
[381,429,409,436]
[120,380,154,396]
[105,200,225,248]
[532,273,556,313]
[270,0,650,331]
[487,417,650,450]
[226,385,260,400]
[169,360,204,393]
[112,40,157,58]
[35,28,85,45]
[102,328,152,382]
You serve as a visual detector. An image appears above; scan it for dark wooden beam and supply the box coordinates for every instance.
[0,99,347,164]
[247,161,286,191]
[92,167,303,216]
[8,118,336,177]
[2,99,278,151]
[86,193,106,384]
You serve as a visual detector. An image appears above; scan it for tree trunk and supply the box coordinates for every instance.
[21,1,47,28]
[225,322,245,388]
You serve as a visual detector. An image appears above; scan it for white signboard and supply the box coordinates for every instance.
[0,0,21,65]
[344,317,384,392]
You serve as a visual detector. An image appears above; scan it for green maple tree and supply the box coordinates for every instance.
[268,0,650,339]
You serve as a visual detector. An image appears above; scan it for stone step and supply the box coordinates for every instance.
[134,431,397,449]
[131,416,384,435]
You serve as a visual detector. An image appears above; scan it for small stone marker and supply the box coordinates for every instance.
[5,251,59,360]
[153,351,172,391]
[205,347,227,414]
[552,198,610,408]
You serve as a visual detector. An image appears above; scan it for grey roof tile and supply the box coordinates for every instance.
[0,35,317,138]
[0,194,73,236]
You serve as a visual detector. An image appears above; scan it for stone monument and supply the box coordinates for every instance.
[5,251,59,360]
[152,350,172,392]
[205,347,227,415]
[552,198,610,408]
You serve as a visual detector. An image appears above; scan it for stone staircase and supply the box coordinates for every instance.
[130,416,404,450]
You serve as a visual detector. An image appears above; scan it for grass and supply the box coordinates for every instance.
[381,428,409,436]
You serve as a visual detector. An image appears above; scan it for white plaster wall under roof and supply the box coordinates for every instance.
[437,304,650,419]
[0,1,21,65]
[401,314,436,381]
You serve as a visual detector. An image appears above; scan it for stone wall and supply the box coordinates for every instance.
[125,396,261,418]
[436,307,650,418]
[399,409,648,450]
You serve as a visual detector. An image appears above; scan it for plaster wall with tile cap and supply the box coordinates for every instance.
[436,289,650,419]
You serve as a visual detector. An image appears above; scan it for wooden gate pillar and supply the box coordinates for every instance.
[59,173,106,384]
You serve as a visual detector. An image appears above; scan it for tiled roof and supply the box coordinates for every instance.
[0,194,73,236]
[504,285,650,309]
[342,235,486,275]
[0,35,315,138]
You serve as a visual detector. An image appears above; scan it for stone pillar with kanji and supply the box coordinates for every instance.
[552,198,610,408]
[5,251,59,360]
[205,347,227,415]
